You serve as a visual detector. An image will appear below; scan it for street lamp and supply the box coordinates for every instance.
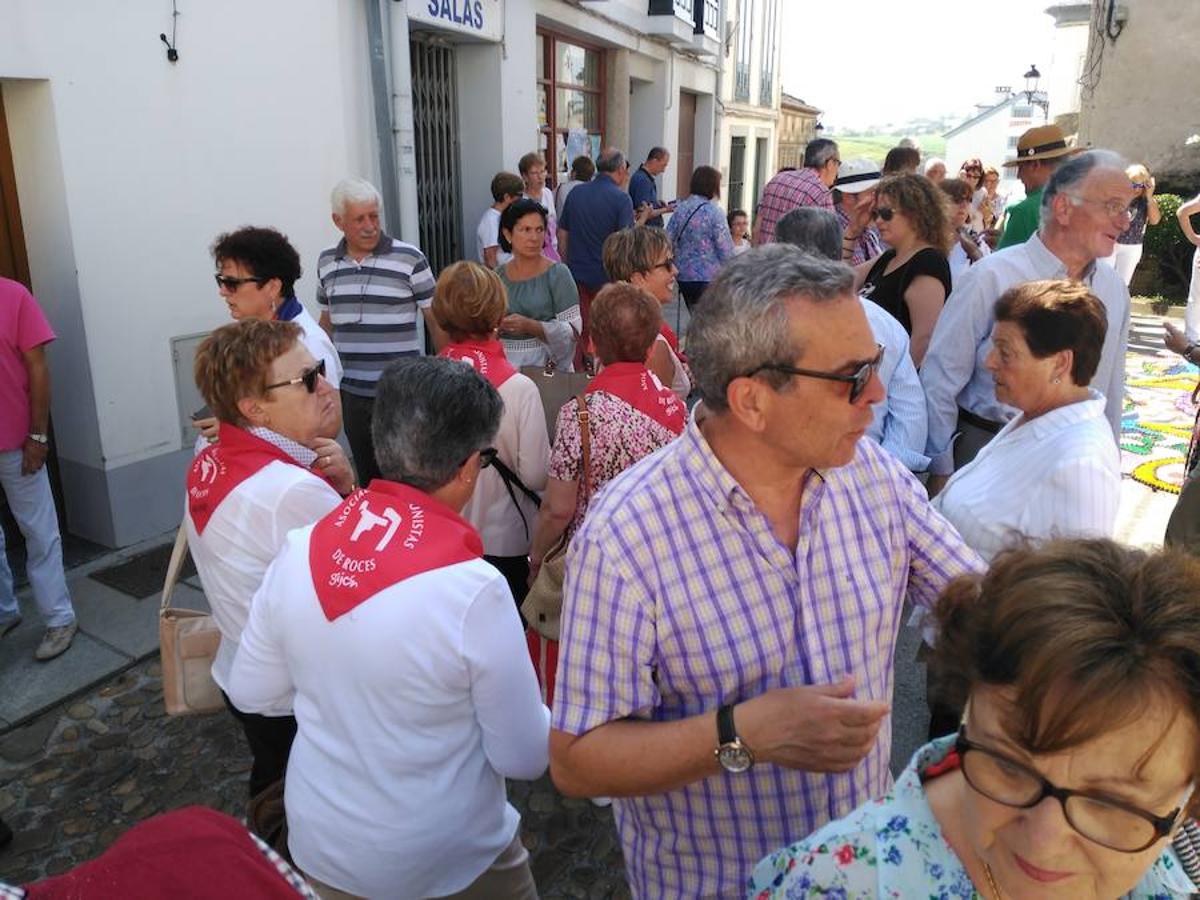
[1022,64,1050,121]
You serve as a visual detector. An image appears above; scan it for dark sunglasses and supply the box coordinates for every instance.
[265,359,326,394]
[742,344,885,404]
[215,273,267,291]
[479,447,498,468]
[872,207,895,222]
[1131,181,1148,189]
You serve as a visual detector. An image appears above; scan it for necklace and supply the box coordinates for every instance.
[981,860,1002,899]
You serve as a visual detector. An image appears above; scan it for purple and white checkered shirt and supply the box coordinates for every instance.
[753,167,834,246]
[552,410,984,899]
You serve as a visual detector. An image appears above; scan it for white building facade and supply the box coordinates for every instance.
[0,0,726,549]
[943,97,1040,201]
[714,0,782,224]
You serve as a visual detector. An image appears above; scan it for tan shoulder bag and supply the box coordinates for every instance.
[159,522,224,715]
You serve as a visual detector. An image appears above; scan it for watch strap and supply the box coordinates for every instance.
[717,704,737,745]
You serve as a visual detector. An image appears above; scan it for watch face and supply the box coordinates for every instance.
[717,743,753,774]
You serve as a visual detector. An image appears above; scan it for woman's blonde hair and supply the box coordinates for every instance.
[193,319,302,424]
[432,261,507,340]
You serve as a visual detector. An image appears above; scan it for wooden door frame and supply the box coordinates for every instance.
[0,84,32,289]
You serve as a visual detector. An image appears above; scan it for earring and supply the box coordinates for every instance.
[1053,377,1061,385]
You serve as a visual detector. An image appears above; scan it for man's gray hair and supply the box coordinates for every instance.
[1040,149,1128,228]
[330,177,383,216]
[372,357,502,491]
[688,245,855,412]
[803,138,839,169]
[596,147,627,174]
[775,208,843,261]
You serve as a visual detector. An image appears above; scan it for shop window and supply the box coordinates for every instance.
[538,30,606,182]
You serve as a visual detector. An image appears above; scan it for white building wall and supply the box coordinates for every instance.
[945,101,1031,199]
[1,0,376,545]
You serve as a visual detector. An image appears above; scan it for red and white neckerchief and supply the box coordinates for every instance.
[438,338,518,389]
[308,479,484,621]
[586,361,686,435]
[187,423,326,534]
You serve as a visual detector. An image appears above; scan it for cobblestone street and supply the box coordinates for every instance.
[0,658,630,897]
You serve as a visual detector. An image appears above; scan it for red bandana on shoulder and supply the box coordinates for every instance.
[586,361,686,435]
[187,423,313,534]
[438,338,517,389]
[659,323,687,363]
[309,480,484,621]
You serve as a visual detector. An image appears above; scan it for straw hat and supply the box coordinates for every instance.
[1002,124,1077,167]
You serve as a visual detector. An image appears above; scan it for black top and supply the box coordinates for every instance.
[861,247,952,334]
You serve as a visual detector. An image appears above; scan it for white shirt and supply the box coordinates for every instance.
[184,453,343,709]
[947,232,991,286]
[654,334,691,402]
[229,530,550,899]
[475,207,512,268]
[292,305,343,389]
[933,390,1119,560]
[861,299,929,471]
[920,233,1130,474]
[462,373,550,556]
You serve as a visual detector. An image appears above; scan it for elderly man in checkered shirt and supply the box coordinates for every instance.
[752,138,841,246]
[549,245,983,899]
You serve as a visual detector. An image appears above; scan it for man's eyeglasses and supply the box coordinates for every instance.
[1065,194,1137,219]
[872,207,895,222]
[215,274,267,291]
[742,344,884,404]
[264,359,326,394]
[956,725,1191,853]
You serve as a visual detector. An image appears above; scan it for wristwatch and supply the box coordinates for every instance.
[27,433,49,445]
[715,704,755,773]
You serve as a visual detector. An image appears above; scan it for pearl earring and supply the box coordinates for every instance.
[1053,377,1061,385]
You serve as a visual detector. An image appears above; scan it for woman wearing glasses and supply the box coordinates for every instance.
[665,165,736,311]
[187,320,353,802]
[751,538,1200,898]
[195,227,343,444]
[602,225,692,401]
[433,261,550,605]
[931,280,1119,562]
[855,174,953,367]
[1105,164,1162,287]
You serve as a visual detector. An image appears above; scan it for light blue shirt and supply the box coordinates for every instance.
[861,299,929,471]
[920,233,1130,475]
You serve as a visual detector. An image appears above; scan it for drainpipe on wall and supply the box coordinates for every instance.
[384,0,421,247]
[364,0,402,236]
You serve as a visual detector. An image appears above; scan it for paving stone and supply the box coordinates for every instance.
[91,733,126,750]
[60,726,79,741]
[61,818,91,837]
[84,719,109,735]
[0,715,58,762]
[26,767,61,786]
[0,789,15,814]
[65,703,95,720]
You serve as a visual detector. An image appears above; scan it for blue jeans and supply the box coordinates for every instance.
[0,449,74,627]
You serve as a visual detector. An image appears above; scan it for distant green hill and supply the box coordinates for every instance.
[831,133,946,165]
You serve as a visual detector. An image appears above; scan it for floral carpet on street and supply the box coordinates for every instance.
[1121,355,1198,494]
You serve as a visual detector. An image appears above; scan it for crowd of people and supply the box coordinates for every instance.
[6,123,1200,900]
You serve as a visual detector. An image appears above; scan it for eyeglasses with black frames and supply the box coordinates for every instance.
[741,344,885,404]
[956,724,1191,853]
[215,274,267,292]
[264,359,326,394]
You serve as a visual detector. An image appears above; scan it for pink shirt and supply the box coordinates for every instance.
[0,278,55,451]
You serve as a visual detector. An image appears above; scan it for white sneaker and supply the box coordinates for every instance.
[35,621,78,661]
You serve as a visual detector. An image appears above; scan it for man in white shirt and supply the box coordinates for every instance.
[476,171,523,269]
[921,149,1134,494]
[230,357,548,900]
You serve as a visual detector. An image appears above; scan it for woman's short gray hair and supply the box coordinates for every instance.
[330,177,383,216]
[372,357,502,491]
[1040,149,1128,226]
[688,245,855,411]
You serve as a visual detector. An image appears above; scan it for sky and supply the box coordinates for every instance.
[781,0,1059,132]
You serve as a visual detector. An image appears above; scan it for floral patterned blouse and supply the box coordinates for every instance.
[748,736,1196,899]
[666,194,736,283]
[548,391,679,537]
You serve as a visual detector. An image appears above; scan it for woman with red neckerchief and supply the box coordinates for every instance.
[228,357,547,900]
[526,283,686,710]
[186,320,354,803]
[434,261,550,606]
